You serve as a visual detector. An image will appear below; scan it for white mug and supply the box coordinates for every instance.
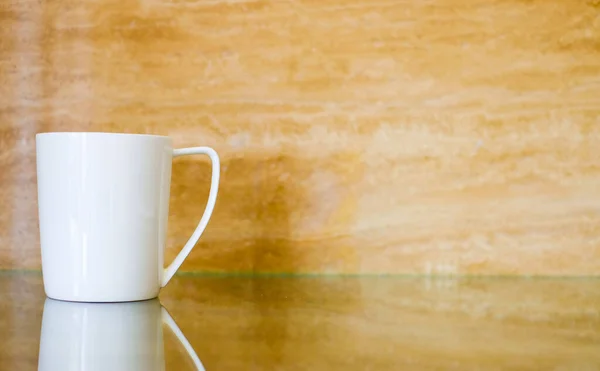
[36,132,219,302]
[38,298,205,370]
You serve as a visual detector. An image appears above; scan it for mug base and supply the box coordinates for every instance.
[45,294,159,304]
[45,289,160,303]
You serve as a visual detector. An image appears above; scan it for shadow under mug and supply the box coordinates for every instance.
[36,132,220,302]
[38,298,205,371]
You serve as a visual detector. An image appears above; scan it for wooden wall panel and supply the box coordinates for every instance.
[1,0,599,274]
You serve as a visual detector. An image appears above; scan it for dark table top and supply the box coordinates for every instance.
[0,273,599,370]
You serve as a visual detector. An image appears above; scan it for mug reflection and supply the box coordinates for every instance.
[38,298,205,370]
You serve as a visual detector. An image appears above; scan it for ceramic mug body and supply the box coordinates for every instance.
[36,133,219,302]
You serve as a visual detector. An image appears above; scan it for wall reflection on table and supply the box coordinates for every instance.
[38,298,205,371]
[0,274,596,370]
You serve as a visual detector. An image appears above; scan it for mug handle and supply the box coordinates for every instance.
[162,147,220,287]
[162,307,206,370]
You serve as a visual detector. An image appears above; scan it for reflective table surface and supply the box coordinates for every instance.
[0,273,599,370]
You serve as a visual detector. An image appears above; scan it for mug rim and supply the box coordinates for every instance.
[36,132,169,139]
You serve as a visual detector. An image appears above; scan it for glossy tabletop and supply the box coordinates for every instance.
[0,273,598,370]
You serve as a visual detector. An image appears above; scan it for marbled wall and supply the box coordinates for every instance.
[1,0,599,274]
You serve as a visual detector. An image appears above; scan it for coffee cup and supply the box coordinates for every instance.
[36,132,219,302]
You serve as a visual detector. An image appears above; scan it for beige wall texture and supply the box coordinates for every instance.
[0,0,599,275]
